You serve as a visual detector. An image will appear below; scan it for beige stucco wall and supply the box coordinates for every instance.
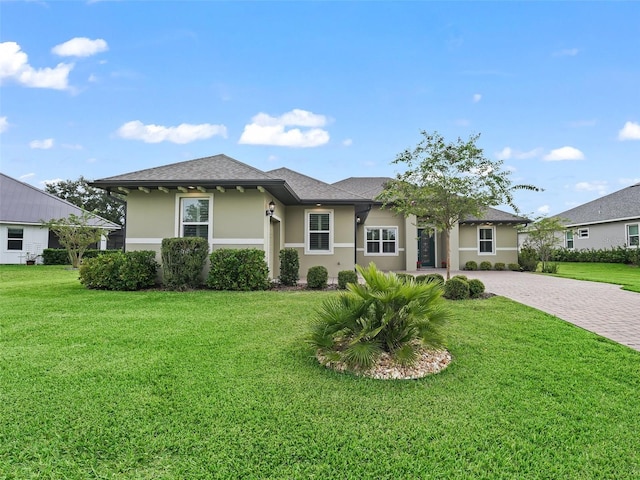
[458,224,519,267]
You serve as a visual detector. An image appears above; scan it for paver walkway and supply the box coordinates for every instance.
[448,270,640,351]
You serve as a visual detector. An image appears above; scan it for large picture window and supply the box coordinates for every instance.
[180,197,210,239]
[478,226,495,255]
[306,210,332,254]
[627,224,639,247]
[7,228,23,250]
[365,227,398,255]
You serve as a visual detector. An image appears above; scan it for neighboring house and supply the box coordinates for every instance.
[554,182,640,251]
[0,173,121,264]
[90,154,528,278]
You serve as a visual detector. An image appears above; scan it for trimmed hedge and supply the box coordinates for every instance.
[307,266,328,289]
[279,248,300,286]
[161,237,209,290]
[464,261,478,271]
[79,251,158,291]
[207,248,269,291]
[551,246,640,266]
[43,248,120,265]
[338,270,358,289]
[508,263,521,271]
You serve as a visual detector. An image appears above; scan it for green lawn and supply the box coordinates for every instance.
[551,262,640,293]
[2,266,640,479]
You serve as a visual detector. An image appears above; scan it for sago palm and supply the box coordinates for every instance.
[309,263,449,369]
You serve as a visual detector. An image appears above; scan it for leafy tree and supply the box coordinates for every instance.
[521,216,567,272]
[42,212,109,268]
[45,176,125,226]
[376,131,540,279]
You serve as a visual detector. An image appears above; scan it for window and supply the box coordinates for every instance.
[306,210,332,254]
[565,230,574,249]
[365,227,398,255]
[180,197,210,239]
[627,224,639,247]
[7,228,23,250]
[478,226,495,254]
[577,228,589,238]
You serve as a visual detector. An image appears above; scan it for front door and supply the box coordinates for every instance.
[418,229,435,267]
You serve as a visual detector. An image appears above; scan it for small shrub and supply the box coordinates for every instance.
[307,266,328,289]
[416,273,444,285]
[443,277,470,300]
[519,245,539,272]
[396,273,414,283]
[207,248,269,291]
[541,263,559,274]
[464,260,478,271]
[162,237,209,290]
[79,251,158,291]
[452,274,468,282]
[338,270,358,289]
[479,261,492,271]
[494,262,506,271]
[279,248,299,286]
[508,263,521,271]
[468,279,486,298]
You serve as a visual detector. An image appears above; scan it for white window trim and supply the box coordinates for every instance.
[305,209,333,255]
[174,193,214,239]
[565,230,574,250]
[577,228,589,239]
[626,223,639,248]
[477,225,496,255]
[364,226,399,256]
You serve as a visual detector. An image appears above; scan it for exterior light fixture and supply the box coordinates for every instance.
[356,216,361,224]
[266,201,276,216]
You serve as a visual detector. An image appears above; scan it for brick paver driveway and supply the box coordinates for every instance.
[455,270,640,351]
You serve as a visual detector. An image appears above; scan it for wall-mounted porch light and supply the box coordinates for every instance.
[266,201,276,216]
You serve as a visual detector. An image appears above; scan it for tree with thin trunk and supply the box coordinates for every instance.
[42,212,108,268]
[520,216,567,272]
[376,131,540,279]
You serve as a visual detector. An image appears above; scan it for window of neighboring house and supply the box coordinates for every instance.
[577,228,589,238]
[7,228,24,250]
[627,224,639,247]
[565,230,574,249]
[180,197,211,239]
[306,210,332,254]
[365,227,398,255]
[478,226,495,254]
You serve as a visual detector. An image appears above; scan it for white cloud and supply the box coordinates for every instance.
[342,138,353,147]
[553,48,579,57]
[116,120,228,144]
[618,121,640,141]
[495,146,542,161]
[20,173,35,180]
[0,41,73,90]
[575,181,608,195]
[472,93,482,103]
[239,109,330,148]
[543,146,585,161]
[0,116,8,133]
[537,205,550,214]
[29,138,54,149]
[88,74,98,82]
[619,177,640,186]
[52,37,108,57]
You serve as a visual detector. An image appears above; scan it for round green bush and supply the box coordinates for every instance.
[452,274,468,282]
[307,265,328,289]
[464,260,478,271]
[338,270,358,289]
[444,277,470,300]
[494,262,506,271]
[479,261,492,271]
[508,263,521,271]
[468,278,486,298]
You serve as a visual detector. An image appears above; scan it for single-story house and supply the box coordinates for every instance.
[554,182,640,250]
[90,154,528,278]
[0,173,121,264]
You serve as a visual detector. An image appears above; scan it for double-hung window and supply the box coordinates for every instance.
[478,226,495,255]
[565,230,574,249]
[365,227,398,255]
[180,197,211,239]
[306,210,332,254]
[7,228,24,250]
[627,224,639,247]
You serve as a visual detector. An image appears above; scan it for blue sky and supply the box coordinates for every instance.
[1,1,639,217]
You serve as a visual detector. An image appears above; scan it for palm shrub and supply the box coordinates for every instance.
[464,260,478,271]
[307,266,328,289]
[338,270,358,289]
[161,237,209,290]
[479,261,492,271]
[416,273,444,285]
[279,248,299,286]
[396,273,414,283]
[309,263,449,369]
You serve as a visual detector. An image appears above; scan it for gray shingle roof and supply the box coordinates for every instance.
[332,177,393,200]
[0,173,120,228]
[266,168,369,202]
[554,183,640,226]
[461,207,530,224]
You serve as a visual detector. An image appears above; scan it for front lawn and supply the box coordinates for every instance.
[550,262,640,293]
[2,266,640,478]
